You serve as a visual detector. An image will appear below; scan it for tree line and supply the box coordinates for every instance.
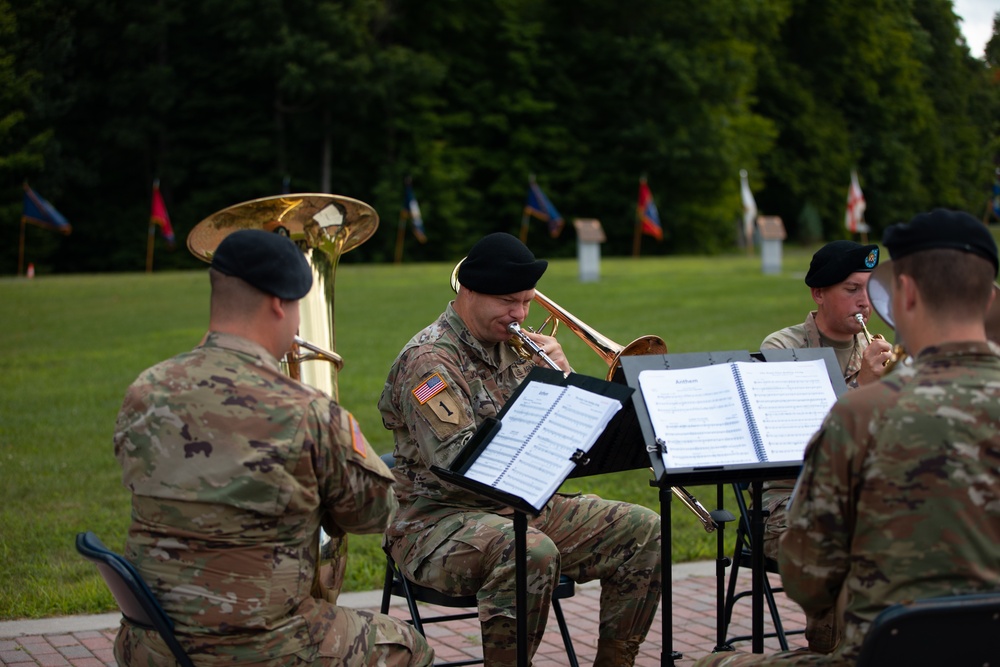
[2,0,998,274]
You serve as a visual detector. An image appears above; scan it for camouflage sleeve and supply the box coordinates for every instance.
[778,399,863,618]
[313,400,398,536]
[394,350,477,469]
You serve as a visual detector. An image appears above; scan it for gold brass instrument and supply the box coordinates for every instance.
[450,260,719,532]
[854,313,901,369]
[188,193,379,603]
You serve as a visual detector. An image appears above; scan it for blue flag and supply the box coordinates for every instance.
[524,179,564,237]
[403,179,427,243]
[22,185,72,234]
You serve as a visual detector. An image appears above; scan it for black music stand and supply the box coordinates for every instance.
[432,367,635,667]
[621,349,846,666]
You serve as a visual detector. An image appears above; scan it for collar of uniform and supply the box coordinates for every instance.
[913,340,999,364]
[201,331,282,371]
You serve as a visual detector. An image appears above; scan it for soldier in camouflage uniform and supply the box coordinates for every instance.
[756,241,892,652]
[694,208,1000,666]
[114,229,432,667]
[378,233,661,667]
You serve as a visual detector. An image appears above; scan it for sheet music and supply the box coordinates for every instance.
[638,359,837,469]
[638,364,757,468]
[736,359,837,461]
[464,381,622,510]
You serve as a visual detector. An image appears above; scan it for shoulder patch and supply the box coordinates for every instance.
[348,414,366,458]
[412,372,448,404]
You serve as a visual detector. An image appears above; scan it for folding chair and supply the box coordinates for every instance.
[855,591,1000,666]
[75,531,195,667]
[378,453,579,667]
[719,483,803,651]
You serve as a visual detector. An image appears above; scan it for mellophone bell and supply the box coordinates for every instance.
[865,261,1000,368]
[188,193,379,603]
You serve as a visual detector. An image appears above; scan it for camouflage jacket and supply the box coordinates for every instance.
[779,340,1000,662]
[760,310,868,388]
[377,303,535,536]
[114,332,396,663]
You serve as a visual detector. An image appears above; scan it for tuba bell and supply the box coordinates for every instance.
[188,193,379,603]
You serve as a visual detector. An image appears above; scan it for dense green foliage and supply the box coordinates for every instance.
[1,1,998,275]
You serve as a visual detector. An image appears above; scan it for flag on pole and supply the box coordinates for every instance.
[845,169,866,233]
[22,185,72,234]
[150,180,175,246]
[740,169,757,246]
[523,177,564,238]
[637,178,663,241]
[403,178,427,243]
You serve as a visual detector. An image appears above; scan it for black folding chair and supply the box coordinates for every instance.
[378,453,579,667]
[855,591,1000,666]
[719,483,803,651]
[75,531,194,667]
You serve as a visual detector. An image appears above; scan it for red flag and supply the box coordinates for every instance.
[845,169,866,233]
[637,179,663,241]
[151,181,175,245]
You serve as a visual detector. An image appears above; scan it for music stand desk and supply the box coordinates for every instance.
[621,350,844,666]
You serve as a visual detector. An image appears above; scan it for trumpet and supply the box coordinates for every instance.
[855,313,902,369]
[451,260,718,532]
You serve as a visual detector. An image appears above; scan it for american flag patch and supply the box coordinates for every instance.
[412,372,447,404]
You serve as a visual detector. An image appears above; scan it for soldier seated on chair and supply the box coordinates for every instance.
[378,232,662,667]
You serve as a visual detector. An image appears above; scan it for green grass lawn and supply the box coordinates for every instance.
[0,245,862,620]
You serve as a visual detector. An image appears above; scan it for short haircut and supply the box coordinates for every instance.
[893,249,994,321]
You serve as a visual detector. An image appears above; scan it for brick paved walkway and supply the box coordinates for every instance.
[1,563,806,666]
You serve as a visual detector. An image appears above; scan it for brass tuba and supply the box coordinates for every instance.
[188,193,379,602]
[450,261,719,532]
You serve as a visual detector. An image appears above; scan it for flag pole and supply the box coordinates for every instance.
[18,217,26,277]
[519,210,529,244]
[146,224,155,273]
[633,175,646,258]
[394,210,406,265]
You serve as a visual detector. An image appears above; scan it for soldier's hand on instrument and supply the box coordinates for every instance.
[524,330,571,373]
[858,337,893,385]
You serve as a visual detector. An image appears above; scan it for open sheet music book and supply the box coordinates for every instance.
[637,358,837,470]
[434,368,630,513]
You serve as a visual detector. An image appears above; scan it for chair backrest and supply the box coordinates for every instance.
[855,591,1000,666]
[75,531,196,667]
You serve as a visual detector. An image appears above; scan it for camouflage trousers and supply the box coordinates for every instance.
[690,648,853,667]
[113,606,433,667]
[761,495,839,655]
[387,493,661,667]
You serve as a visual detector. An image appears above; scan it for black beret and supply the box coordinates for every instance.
[805,240,880,288]
[210,229,313,299]
[456,232,548,295]
[883,208,998,276]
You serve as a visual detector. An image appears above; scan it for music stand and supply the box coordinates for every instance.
[621,349,845,666]
[432,367,634,667]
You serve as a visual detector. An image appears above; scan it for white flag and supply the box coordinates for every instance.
[740,169,758,245]
[845,169,866,233]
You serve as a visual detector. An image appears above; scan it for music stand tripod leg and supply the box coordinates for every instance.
[516,511,528,667]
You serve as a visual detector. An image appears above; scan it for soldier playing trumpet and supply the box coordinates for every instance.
[755,240,893,654]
